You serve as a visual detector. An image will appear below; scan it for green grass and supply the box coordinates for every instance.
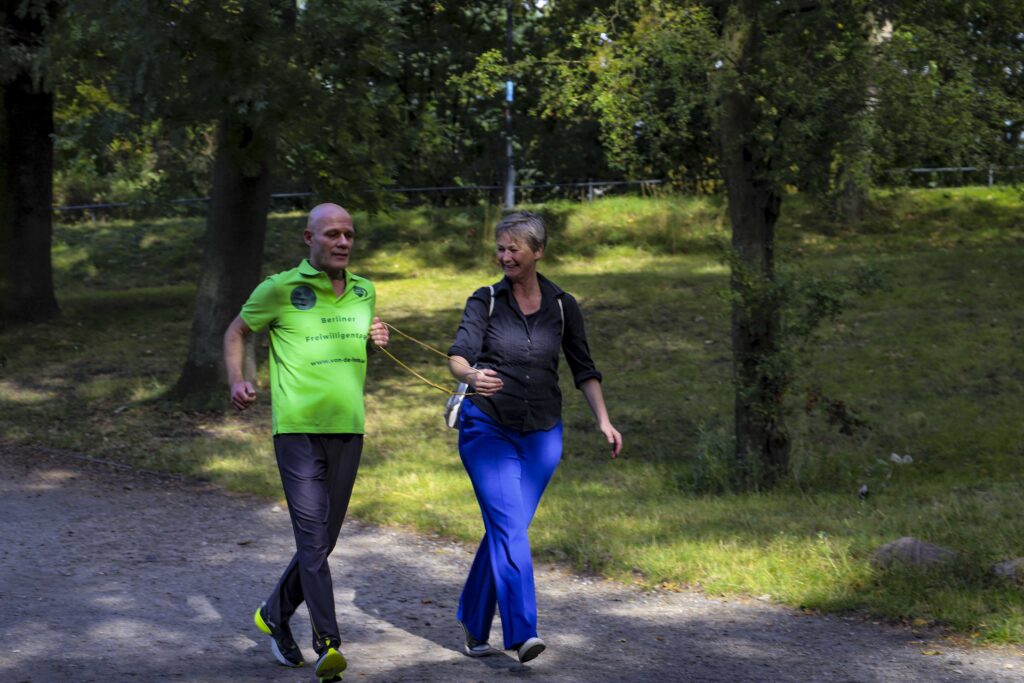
[2,187,1023,643]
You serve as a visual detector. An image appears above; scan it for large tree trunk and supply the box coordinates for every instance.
[0,3,61,326]
[719,1,790,486]
[169,118,273,405]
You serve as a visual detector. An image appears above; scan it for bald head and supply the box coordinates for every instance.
[305,203,355,277]
[308,203,351,232]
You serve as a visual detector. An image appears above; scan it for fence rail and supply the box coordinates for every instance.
[880,165,1021,187]
[54,179,665,215]
[52,166,1019,217]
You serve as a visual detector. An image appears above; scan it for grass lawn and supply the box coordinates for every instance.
[2,186,1022,643]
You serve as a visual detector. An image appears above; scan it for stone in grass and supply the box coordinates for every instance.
[871,536,956,569]
[992,558,1024,584]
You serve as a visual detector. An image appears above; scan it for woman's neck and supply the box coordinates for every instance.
[510,274,541,315]
[510,273,540,297]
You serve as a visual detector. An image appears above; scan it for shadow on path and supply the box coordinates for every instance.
[0,444,1020,683]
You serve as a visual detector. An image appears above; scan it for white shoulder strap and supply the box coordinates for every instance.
[487,284,561,334]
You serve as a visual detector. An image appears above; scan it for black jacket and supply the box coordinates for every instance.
[448,273,602,431]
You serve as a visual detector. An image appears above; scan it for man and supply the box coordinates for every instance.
[223,203,388,683]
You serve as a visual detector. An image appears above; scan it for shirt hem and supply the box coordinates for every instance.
[272,426,366,435]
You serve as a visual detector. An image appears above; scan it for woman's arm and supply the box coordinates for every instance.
[580,378,623,458]
[448,355,503,397]
[448,287,504,397]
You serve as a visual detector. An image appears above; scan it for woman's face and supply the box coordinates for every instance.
[496,232,543,282]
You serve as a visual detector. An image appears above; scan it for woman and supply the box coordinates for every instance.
[447,211,623,664]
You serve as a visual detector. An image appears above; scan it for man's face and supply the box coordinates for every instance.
[305,211,354,273]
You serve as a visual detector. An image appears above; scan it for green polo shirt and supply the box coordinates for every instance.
[240,260,376,435]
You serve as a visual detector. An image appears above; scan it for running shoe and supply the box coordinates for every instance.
[459,621,496,657]
[516,636,546,663]
[314,637,347,681]
[253,602,304,667]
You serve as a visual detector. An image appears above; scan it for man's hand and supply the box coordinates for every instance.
[369,316,389,347]
[230,381,257,411]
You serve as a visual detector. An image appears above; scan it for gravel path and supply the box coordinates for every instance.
[1,444,1021,682]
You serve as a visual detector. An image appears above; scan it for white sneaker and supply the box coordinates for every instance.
[459,621,496,657]
[516,636,546,663]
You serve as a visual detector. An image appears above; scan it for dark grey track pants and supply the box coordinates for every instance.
[266,433,362,651]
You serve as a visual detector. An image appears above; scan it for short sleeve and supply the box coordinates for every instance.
[363,280,377,316]
[240,277,279,332]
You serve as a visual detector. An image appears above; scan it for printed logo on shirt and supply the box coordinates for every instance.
[291,285,317,310]
[352,285,367,298]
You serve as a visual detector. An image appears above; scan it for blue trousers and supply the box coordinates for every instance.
[456,400,563,649]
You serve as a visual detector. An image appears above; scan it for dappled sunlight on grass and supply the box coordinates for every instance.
[129,378,168,403]
[199,451,267,475]
[196,444,280,494]
[0,380,58,404]
[195,417,263,442]
[691,262,730,275]
[51,243,97,278]
[78,376,129,401]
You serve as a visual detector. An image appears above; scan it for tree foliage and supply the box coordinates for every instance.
[391,2,508,190]
[872,0,1024,179]
[533,2,718,186]
[66,0,406,403]
[44,0,1024,206]
[16,0,1024,463]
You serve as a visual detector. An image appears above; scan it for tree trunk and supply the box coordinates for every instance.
[169,118,273,406]
[719,1,790,486]
[836,161,869,223]
[0,5,61,326]
[835,16,892,224]
[832,115,872,222]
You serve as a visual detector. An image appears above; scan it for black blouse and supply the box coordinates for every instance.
[448,273,602,431]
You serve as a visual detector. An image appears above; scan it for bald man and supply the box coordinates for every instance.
[224,203,389,682]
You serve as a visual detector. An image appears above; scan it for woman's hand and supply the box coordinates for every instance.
[579,378,622,458]
[470,368,503,397]
[449,355,502,396]
[600,422,623,459]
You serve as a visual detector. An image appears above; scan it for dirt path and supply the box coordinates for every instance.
[1,444,1021,683]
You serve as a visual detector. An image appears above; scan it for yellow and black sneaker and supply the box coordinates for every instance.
[314,637,347,682]
[254,602,305,668]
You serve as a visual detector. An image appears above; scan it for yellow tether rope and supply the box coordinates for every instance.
[374,321,476,396]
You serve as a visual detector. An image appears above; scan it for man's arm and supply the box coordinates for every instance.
[224,315,256,410]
